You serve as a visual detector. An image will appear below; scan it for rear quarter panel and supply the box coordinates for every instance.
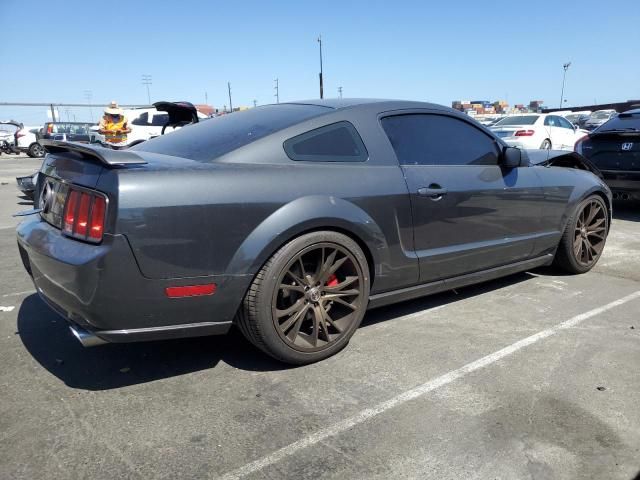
[102,123,417,294]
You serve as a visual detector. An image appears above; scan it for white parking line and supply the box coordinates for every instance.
[2,290,35,298]
[218,290,640,480]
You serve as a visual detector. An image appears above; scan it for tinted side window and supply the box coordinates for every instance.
[132,112,149,126]
[284,121,368,162]
[558,117,574,129]
[381,114,499,166]
[152,114,169,126]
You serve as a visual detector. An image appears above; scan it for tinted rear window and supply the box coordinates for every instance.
[494,115,539,126]
[131,104,330,161]
[284,121,368,162]
[596,115,640,132]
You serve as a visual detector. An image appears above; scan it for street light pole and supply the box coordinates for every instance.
[338,86,342,99]
[228,82,233,112]
[274,78,279,103]
[559,62,571,108]
[318,35,324,99]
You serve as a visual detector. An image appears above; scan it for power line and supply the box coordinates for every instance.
[141,74,152,104]
[83,90,93,122]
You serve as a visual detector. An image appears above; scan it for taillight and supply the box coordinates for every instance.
[574,135,589,155]
[514,130,535,137]
[62,188,107,243]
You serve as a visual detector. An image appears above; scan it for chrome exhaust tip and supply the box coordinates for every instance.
[69,325,108,347]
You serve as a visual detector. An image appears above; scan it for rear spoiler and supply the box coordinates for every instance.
[40,139,147,167]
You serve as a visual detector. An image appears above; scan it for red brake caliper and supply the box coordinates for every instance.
[326,274,339,287]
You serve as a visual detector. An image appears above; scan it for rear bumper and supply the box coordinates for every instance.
[600,170,640,200]
[503,138,539,149]
[16,216,251,344]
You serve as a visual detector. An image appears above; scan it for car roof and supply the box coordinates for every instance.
[279,98,455,113]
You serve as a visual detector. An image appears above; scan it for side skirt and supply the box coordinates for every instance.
[367,254,554,310]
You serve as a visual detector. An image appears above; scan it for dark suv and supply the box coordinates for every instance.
[40,122,97,143]
[575,109,640,201]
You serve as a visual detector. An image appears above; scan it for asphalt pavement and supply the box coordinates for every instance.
[1,153,639,479]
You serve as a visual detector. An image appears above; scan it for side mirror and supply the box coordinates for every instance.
[502,147,522,168]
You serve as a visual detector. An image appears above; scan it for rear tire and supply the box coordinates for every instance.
[236,231,370,365]
[554,195,609,274]
[540,139,551,149]
[27,143,45,158]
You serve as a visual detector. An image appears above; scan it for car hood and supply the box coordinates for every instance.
[524,149,604,178]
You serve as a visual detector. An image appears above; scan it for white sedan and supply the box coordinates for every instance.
[490,114,588,150]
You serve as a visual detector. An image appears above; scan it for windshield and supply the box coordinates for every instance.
[494,115,539,126]
[592,111,612,119]
[132,104,331,162]
[565,114,580,122]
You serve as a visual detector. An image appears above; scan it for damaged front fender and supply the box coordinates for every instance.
[523,149,604,179]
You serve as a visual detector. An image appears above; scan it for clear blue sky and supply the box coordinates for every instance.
[1,0,638,124]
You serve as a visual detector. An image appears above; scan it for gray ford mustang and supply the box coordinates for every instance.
[17,99,612,364]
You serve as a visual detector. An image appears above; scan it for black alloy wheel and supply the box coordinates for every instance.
[236,231,370,365]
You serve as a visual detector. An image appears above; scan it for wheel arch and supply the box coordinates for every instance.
[224,195,387,288]
[590,189,613,230]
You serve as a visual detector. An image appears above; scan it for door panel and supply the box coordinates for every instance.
[380,112,546,284]
[403,165,545,281]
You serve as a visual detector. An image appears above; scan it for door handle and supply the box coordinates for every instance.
[417,185,448,200]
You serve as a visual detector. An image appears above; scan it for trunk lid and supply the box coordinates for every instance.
[36,141,147,231]
[583,132,640,171]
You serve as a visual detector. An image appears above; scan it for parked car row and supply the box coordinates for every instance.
[489,113,588,151]
[4,102,206,159]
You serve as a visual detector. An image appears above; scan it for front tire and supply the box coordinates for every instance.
[236,231,370,365]
[554,195,609,274]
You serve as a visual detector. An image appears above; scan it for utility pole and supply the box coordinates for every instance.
[338,86,343,99]
[83,90,93,122]
[228,82,233,112]
[205,92,208,105]
[253,99,257,108]
[142,74,152,104]
[559,62,571,108]
[317,35,324,99]
[274,78,279,103]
